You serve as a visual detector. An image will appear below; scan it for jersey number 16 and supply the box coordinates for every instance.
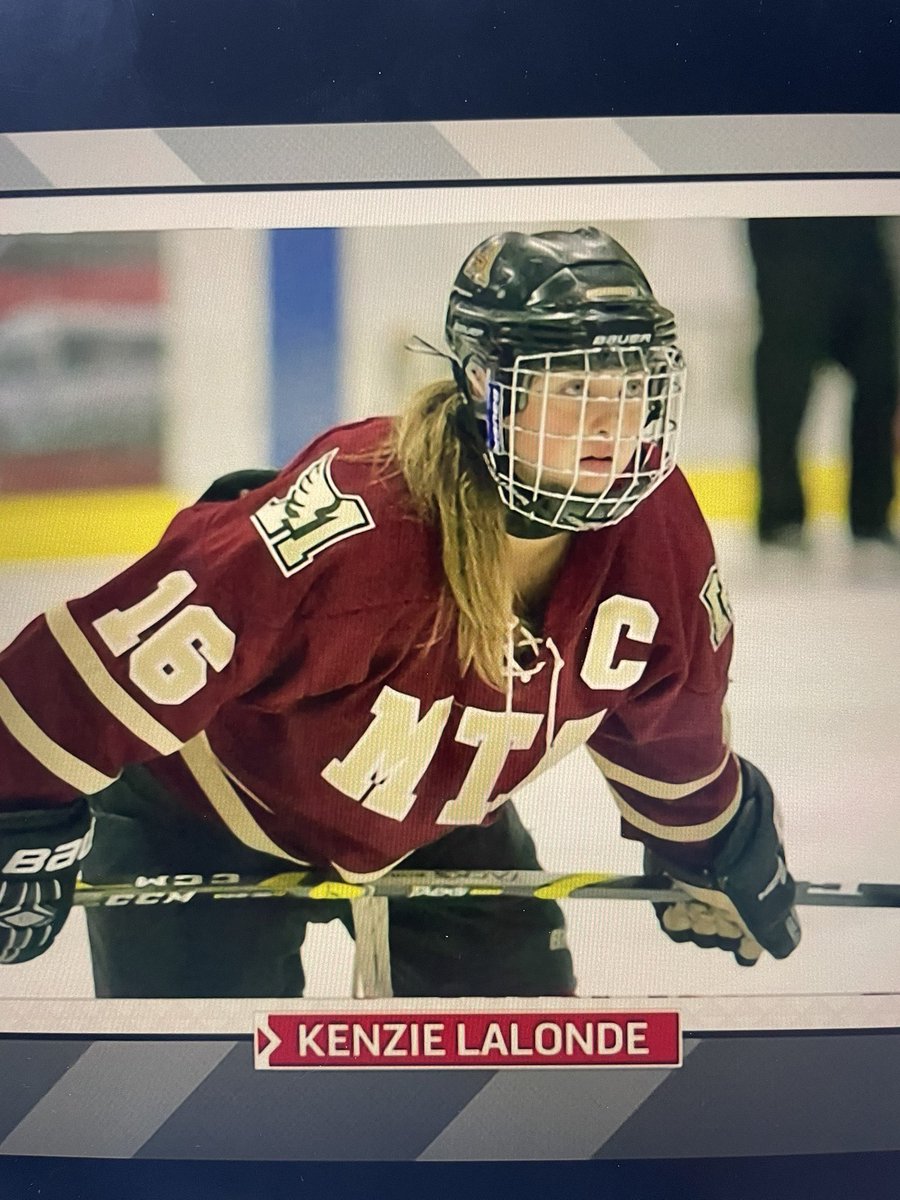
[93,571,236,705]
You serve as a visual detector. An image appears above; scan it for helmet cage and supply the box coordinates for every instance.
[482,343,685,531]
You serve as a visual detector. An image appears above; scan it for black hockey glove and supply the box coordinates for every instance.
[644,758,800,966]
[0,800,94,964]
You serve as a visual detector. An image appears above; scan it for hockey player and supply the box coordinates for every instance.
[0,228,800,997]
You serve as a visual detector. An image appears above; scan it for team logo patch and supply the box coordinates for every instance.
[251,450,374,577]
[700,563,734,649]
[463,237,502,288]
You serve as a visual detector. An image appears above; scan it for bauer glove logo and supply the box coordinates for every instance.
[2,821,94,875]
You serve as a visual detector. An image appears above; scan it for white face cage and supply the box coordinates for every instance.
[483,344,686,532]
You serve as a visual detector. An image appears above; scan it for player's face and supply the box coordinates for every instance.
[512,368,645,496]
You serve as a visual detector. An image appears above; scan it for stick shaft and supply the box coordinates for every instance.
[73,870,900,908]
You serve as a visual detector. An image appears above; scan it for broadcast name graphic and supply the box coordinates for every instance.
[255,1011,681,1069]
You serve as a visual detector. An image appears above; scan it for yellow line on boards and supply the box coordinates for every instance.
[685,461,856,523]
[0,488,186,562]
[0,460,876,562]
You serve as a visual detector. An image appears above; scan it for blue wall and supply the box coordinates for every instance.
[268,228,341,466]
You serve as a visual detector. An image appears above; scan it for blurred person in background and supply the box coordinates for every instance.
[747,216,899,550]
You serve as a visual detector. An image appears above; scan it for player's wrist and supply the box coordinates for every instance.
[0,797,94,861]
[644,757,800,964]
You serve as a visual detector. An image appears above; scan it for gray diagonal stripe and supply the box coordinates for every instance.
[616,113,900,175]
[0,1040,235,1158]
[598,1033,900,1158]
[6,130,202,189]
[0,1039,92,1141]
[419,1042,697,1161]
[435,118,661,179]
[158,123,479,185]
[141,1045,494,1160]
[0,137,53,189]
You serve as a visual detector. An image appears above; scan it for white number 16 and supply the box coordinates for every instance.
[93,570,236,705]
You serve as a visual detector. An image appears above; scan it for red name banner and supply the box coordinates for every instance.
[255,1011,681,1069]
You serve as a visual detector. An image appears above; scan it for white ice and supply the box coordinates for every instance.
[1,521,898,1002]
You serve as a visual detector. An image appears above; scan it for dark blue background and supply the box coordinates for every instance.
[1,0,898,132]
[0,0,897,1194]
[2,1153,900,1200]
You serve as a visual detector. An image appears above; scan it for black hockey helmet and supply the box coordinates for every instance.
[444,227,686,533]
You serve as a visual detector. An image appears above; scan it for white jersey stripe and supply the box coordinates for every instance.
[180,733,311,865]
[606,768,743,843]
[0,679,117,794]
[179,732,406,883]
[45,604,183,756]
[588,745,732,801]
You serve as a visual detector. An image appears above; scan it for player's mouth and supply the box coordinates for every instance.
[580,454,615,469]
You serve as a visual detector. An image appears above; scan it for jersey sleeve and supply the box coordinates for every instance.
[587,509,740,866]
[0,495,312,810]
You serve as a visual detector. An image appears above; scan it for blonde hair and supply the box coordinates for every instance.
[392,379,515,690]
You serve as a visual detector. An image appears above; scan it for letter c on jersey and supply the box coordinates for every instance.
[580,595,659,691]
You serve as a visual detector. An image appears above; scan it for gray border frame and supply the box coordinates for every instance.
[0,114,897,1161]
[2,115,900,191]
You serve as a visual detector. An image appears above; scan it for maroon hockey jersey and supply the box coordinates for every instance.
[0,418,740,878]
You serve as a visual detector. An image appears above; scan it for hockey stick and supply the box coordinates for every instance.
[73,870,900,908]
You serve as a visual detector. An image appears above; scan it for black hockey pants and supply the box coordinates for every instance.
[748,217,898,538]
[81,766,575,999]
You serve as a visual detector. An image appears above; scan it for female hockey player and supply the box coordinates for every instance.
[0,227,800,997]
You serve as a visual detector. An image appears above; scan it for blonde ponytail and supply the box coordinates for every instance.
[393,380,514,690]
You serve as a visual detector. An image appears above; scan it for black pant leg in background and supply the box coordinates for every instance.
[832,229,899,536]
[748,216,899,538]
[747,220,831,536]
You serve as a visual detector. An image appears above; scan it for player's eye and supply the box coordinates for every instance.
[550,377,585,397]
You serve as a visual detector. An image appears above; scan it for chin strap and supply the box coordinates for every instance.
[504,509,567,540]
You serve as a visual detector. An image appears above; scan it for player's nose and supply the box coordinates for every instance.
[584,398,619,439]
